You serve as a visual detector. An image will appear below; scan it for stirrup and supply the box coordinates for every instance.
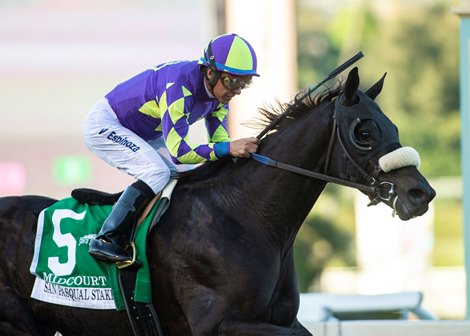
[116,242,139,269]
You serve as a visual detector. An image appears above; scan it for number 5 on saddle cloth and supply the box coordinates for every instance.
[29,180,177,336]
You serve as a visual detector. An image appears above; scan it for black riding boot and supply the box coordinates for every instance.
[88,180,155,263]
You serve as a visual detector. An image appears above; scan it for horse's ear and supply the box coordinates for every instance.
[343,67,360,105]
[365,73,387,100]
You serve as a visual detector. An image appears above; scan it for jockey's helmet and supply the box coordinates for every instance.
[198,33,259,77]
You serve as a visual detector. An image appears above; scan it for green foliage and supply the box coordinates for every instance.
[366,2,460,176]
[295,0,461,290]
[432,197,464,266]
[294,185,356,291]
[297,0,460,177]
[294,213,352,291]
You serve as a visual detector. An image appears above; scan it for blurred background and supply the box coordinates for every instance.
[0,0,463,320]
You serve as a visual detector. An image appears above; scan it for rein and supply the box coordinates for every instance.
[251,153,376,194]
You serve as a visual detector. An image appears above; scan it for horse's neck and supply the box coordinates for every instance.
[233,106,334,246]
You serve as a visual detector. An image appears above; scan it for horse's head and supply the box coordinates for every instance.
[330,67,435,220]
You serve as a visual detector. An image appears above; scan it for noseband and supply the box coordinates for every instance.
[251,94,419,210]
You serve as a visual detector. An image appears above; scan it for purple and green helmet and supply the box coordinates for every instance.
[199,33,259,77]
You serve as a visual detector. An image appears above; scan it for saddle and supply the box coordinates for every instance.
[71,188,122,205]
[71,188,161,232]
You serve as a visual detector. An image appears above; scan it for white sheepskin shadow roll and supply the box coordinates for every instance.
[378,147,421,173]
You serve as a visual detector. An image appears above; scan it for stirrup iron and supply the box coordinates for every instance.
[116,242,139,269]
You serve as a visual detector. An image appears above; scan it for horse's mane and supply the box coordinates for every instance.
[177,83,343,185]
[253,82,343,133]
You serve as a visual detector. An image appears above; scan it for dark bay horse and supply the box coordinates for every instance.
[0,68,435,335]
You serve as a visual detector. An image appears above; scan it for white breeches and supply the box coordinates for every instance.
[83,99,198,194]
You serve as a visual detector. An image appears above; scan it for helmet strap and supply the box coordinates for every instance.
[208,69,220,87]
[204,39,220,92]
[205,40,217,72]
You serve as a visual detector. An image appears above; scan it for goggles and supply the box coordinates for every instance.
[220,75,252,91]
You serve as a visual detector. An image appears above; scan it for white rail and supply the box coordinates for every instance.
[304,321,470,336]
[298,292,437,322]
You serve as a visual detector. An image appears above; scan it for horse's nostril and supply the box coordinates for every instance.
[408,188,430,204]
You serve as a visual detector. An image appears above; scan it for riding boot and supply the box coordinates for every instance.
[88,180,155,263]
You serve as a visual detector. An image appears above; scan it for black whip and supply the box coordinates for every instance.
[256,51,364,140]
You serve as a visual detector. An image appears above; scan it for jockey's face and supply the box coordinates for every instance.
[207,68,252,104]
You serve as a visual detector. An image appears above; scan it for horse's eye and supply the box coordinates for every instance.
[360,130,371,140]
[354,127,372,142]
[349,118,378,151]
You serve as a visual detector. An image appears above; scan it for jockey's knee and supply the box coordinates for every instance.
[143,165,171,194]
[157,165,171,182]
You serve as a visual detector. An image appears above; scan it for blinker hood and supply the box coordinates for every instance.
[334,90,400,158]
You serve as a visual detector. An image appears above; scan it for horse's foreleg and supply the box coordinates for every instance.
[266,252,311,334]
[217,317,312,336]
[216,253,314,335]
[179,287,312,336]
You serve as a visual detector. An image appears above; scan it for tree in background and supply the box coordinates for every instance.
[297,0,459,177]
[294,213,352,292]
[365,1,460,177]
[295,0,459,290]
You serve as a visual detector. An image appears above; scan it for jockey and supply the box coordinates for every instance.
[84,33,260,263]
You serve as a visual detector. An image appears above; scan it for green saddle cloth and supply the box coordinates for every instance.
[30,196,158,311]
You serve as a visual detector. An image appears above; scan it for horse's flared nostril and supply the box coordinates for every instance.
[408,187,434,205]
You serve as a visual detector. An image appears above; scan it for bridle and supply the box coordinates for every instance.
[249,93,399,209]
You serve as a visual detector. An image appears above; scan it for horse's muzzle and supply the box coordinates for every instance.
[394,183,436,221]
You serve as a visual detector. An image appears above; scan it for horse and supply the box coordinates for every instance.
[0,67,435,336]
